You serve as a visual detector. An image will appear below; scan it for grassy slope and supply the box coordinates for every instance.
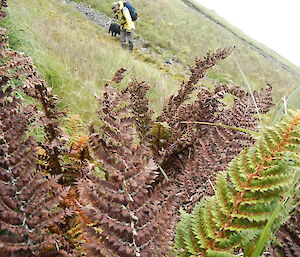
[4,0,179,121]
[184,0,300,74]
[75,0,300,94]
[4,0,300,122]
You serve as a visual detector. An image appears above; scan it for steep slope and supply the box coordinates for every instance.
[2,0,181,121]
[3,0,300,122]
[185,0,300,75]
[73,0,300,100]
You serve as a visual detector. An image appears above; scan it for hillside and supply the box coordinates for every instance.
[1,1,299,256]
[3,0,300,121]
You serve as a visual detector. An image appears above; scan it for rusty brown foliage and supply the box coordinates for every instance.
[112,67,127,83]
[0,5,70,256]
[0,66,67,257]
[270,204,300,257]
[125,79,154,138]
[151,53,273,209]
[0,40,65,176]
[78,85,178,256]
[1,1,297,256]
[175,84,273,209]
[75,47,275,255]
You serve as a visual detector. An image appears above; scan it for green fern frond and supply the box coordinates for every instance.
[174,110,300,256]
[216,173,234,215]
[206,250,237,257]
[191,201,211,249]
[181,211,201,255]
[174,214,190,257]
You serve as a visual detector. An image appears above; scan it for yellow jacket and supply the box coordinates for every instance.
[115,1,135,32]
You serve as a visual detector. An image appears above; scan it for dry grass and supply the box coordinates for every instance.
[75,0,300,104]
[4,0,300,123]
[5,0,179,121]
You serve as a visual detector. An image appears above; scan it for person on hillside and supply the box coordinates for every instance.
[112,1,135,51]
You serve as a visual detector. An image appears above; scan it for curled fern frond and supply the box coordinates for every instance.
[175,110,300,256]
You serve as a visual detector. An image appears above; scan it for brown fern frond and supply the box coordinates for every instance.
[271,204,300,257]
[176,84,273,209]
[154,84,231,180]
[125,79,154,138]
[0,13,69,254]
[148,78,273,210]
[78,175,178,257]
[0,84,67,257]
[0,1,7,19]
[89,85,137,179]
[0,8,65,175]
[112,68,126,83]
[24,73,65,175]
[159,46,234,122]
[0,0,7,8]
[0,44,65,175]
[78,85,178,256]
[0,2,64,162]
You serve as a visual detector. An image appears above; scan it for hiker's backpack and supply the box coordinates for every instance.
[123,1,138,21]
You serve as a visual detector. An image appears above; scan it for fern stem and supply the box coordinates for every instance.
[180,121,260,135]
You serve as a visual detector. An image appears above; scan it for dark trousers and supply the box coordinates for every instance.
[120,29,134,51]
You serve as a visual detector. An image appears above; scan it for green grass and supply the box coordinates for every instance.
[3,0,179,121]
[183,0,300,74]
[73,0,300,102]
[3,0,300,123]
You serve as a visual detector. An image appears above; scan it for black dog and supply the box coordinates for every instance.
[108,22,120,37]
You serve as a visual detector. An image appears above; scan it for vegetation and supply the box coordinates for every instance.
[174,110,300,256]
[3,0,179,121]
[73,0,300,97]
[1,1,299,257]
[3,0,300,123]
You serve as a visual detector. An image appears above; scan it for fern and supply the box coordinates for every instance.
[78,85,178,257]
[0,24,65,176]
[174,110,300,256]
[125,79,154,139]
[0,71,67,257]
[2,1,297,255]
[163,83,273,210]
[0,7,70,255]
[152,50,273,209]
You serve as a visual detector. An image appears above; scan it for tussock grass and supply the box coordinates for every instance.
[4,0,300,123]
[185,0,300,73]
[75,0,300,105]
[4,0,179,121]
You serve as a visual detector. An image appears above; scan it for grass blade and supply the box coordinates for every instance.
[232,53,263,128]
